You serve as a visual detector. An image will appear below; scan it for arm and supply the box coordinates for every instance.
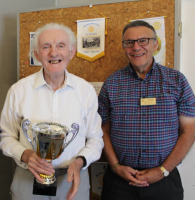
[66,158,84,200]
[102,122,148,186]
[0,86,54,183]
[75,86,104,168]
[66,86,104,199]
[136,115,195,184]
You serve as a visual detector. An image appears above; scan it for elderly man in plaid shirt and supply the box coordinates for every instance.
[98,20,195,200]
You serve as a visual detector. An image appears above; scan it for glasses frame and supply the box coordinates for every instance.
[122,38,157,48]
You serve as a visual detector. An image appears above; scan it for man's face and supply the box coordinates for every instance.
[123,26,158,70]
[35,29,76,76]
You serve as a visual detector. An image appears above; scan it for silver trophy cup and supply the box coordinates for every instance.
[22,119,79,185]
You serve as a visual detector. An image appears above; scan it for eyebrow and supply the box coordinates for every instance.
[40,41,66,47]
[124,37,150,41]
[40,42,50,47]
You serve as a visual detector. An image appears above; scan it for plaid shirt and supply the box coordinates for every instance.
[98,61,195,168]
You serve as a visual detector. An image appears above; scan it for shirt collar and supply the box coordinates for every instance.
[33,68,76,90]
[34,68,47,89]
[128,58,158,78]
[65,69,77,89]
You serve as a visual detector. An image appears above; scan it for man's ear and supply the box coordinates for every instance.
[69,45,76,59]
[34,50,41,62]
[122,44,125,50]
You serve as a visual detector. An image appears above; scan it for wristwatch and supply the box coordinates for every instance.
[76,156,87,167]
[159,165,169,177]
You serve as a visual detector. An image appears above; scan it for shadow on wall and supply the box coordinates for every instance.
[0,15,17,200]
[0,15,18,111]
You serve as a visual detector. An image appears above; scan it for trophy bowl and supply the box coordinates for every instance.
[22,119,79,185]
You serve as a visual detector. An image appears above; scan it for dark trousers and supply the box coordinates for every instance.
[101,165,183,200]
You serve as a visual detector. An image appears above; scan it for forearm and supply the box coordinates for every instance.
[78,135,103,168]
[102,122,119,167]
[162,130,195,171]
[162,116,195,172]
[79,88,104,168]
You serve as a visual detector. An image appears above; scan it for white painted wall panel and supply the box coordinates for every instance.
[179,0,195,199]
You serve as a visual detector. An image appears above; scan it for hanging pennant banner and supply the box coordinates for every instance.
[131,16,166,65]
[77,18,105,62]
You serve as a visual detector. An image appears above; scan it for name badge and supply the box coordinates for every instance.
[140,98,156,106]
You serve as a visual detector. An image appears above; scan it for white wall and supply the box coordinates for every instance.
[58,0,139,7]
[178,0,195,200]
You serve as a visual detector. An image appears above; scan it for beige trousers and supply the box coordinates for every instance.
[10,166,90,200]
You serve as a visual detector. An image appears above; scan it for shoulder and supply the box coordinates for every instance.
[9,73,38,94]
[68,73,94,90]
[104,65,129,84]
[68,73,95,99]
[155,63,186,81]
[155,63,182,75]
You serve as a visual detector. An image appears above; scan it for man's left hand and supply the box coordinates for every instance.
[66,158,83,200]
[135,167,164,185]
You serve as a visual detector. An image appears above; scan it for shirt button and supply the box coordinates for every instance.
[142,150,146,153]
[142,113,146,116]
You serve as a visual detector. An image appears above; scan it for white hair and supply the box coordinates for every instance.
[29,23,76,62]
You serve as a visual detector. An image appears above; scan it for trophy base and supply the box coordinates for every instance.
[37,172,56,185]
[33,178,57,196]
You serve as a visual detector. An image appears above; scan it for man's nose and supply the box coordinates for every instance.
[132,41,141,50]
[50,47,58,56]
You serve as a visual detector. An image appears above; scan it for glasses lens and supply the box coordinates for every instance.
[123,40,134,47]
[138,38,149,46]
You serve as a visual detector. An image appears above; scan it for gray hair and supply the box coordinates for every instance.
[122,20,157,40]
[29,23,76,62]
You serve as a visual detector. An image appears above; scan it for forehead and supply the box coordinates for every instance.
[38,28,69,45]
[123,26,155,40]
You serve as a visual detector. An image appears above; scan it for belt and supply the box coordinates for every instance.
[55,168,68,177]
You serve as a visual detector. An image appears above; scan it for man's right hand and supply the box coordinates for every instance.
[21,149,55,183]
[114,165,149,187]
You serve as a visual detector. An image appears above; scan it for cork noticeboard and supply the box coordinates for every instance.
[19,0,175,82]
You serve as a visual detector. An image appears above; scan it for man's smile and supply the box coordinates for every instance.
[49,60,62,64]
[132,53,145,57]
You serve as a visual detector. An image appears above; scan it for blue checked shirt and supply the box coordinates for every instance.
[98,61,195,168]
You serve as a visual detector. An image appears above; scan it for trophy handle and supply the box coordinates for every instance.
[22,119,34,149]
[62,123,79,150]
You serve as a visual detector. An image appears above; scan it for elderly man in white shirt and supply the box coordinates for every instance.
[0,23,104,200]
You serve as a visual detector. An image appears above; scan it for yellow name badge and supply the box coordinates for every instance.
[140,98,156,106]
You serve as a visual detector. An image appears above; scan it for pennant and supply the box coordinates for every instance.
[77,18,105,62]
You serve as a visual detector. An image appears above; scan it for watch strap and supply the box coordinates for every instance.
[76,156,87,167]
[111,162,120,173]
[159,165,169,177]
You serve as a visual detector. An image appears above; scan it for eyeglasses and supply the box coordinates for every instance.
[122,38,156,48]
